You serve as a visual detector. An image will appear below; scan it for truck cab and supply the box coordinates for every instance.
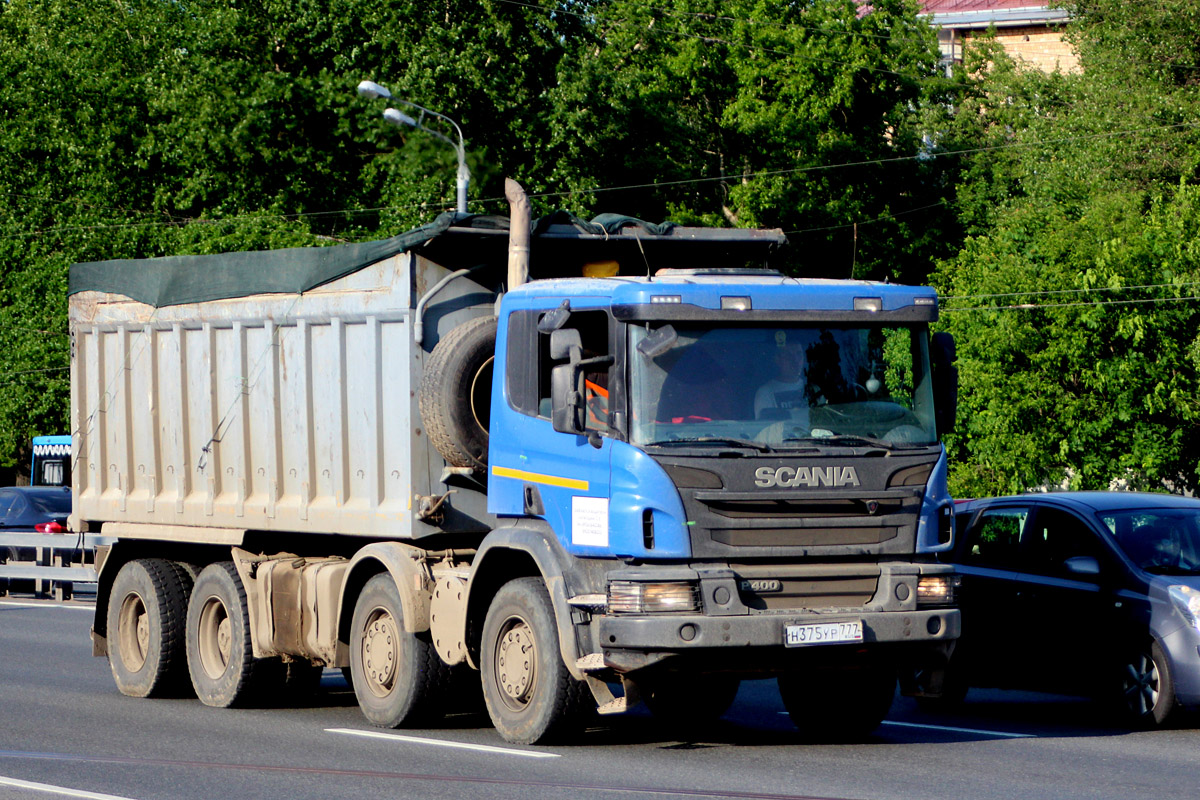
[481,268,959,737]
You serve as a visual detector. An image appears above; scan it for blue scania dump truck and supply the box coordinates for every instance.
[71,181,959,744]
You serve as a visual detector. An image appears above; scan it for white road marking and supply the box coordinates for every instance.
[0,775,140,800]
[880,720,1036,739]
[775,713,1036,739]
[326,728,560,758]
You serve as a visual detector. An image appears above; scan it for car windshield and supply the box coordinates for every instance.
[1101,508,1200,575]
[629,323,938,450]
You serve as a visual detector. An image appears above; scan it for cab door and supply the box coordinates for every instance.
[488,304,616,555]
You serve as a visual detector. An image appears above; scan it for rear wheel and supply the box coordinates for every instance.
[779,661,896,742]
[1119,641,1177,728]
[350,573,451,728]
[107,559,193,697]
[185,562,275,707]
[481,577,592,744]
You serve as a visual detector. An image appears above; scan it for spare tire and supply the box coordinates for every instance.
[419,315,497,472]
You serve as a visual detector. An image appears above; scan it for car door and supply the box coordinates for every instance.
[1013,505,1119,695]
[952,503,1034,687]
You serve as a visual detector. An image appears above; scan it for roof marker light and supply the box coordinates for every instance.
[854,297,883,312]
[721,296,752,311]
[650,295,682,304]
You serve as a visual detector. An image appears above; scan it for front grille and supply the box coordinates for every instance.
[713,526,898,547]
[731,566,879,610]
[704,498,907,519]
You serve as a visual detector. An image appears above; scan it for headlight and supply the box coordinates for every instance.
[917,575,960,607]
[1169,585,1200,633]
[608,581,700,614]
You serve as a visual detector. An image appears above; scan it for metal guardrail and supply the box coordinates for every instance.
[0,532,115,601]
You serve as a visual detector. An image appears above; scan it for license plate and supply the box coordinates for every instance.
[784,621,863,647]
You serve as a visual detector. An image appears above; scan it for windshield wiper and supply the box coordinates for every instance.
[782,434,893,449]
[644,436,774,453]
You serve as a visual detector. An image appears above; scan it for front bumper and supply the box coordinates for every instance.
[597,606,959,654]
[1161,625,1200,707]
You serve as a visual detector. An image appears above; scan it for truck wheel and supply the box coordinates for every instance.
[186,561,274,708]
[1118,641,1177,728]
[641,673,741,728]
[107,558,193,698]
[779,662,896,742]
[350,573,450,728]
[481,577,591,744]
[419,315,497,472]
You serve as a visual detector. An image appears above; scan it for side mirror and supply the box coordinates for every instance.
[1064,556,1100,577]
[551,363,586,434]
[930,331,958,436]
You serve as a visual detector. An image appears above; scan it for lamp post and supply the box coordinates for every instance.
[357,80,470,214]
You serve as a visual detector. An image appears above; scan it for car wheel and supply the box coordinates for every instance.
[1119,640,1177,728]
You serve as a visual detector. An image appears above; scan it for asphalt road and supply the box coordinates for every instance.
[2,597,1199,800]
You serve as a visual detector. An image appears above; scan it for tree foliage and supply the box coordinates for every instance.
[0,0,961,472]
[931,0,1200,495]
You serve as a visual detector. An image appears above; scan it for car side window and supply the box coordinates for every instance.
[0,492,13,520]
[961,507,1030,570]
[1024,508,1103,581]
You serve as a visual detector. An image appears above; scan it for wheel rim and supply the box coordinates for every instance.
[469,356,495,433]
[196,595,232,680]
[493,614,537,712]
[1122,652,1160,717]
[361,607,399,699]
[116,591,149,672]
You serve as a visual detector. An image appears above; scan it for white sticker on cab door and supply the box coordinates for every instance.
[571,496,609,547]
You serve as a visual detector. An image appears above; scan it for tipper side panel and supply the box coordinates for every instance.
[69,254,429,538]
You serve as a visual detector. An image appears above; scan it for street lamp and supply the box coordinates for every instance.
[357,79,470,214]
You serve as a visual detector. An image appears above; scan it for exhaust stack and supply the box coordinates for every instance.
[505,178,530,290]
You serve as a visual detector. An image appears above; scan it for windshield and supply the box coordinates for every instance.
[1102,508,1200,575]
[629,323,938,449]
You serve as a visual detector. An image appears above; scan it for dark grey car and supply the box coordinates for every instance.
[0,485,72,563]
[927,491,1200,727]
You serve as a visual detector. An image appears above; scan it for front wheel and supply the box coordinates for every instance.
[1119,641,1177,728]
[480,577,592,744]
[779,661,896,742]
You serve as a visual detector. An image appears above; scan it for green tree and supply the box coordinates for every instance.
[546,0,961,283]
[931,0,1200,495]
